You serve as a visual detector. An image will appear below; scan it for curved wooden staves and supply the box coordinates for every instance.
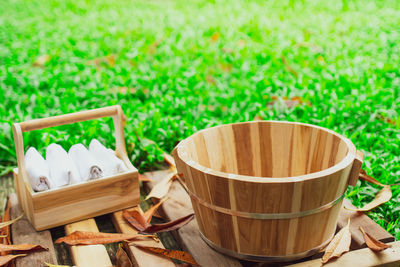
[173,121,363,261]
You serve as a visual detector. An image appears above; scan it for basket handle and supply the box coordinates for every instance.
[12,105,132,192]
[347,150,363,186]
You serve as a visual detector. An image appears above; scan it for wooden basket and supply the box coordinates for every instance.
[12,105,139,231]
[173,121,363,262]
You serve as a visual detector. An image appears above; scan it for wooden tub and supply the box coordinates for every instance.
[173,121,363,262]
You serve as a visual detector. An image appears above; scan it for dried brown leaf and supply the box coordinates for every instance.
[111,87,136,95]
[360,226,391,252]
[33,55,50,67]
[44,263,71,267]
[140,213,194,234]
[131,245,199,266]
[222,47,234,54]
[143,197,168,223]
[237,39,246,48]
[359,170,399,186]
[0,243,47,253]
[284,100,301,108]
[122,210,149,232]
[206,75,216,85]
[377,114,397,126]
[218,63,233,73]
[322,218,351,263]
[267,96,310,109]
[294,42,323,53]
[359,170,385,186]
[281,54,298,77]
[145,172,175,200]
[0,213,24,229]
[0,198,11,255]
[347,186,392,212]
[116,246,133,267]
[163,153,176,173]
[317,55,325,64]
[88,55,116,67]
[55,231,151,246]
[147,40,161,55]
[211,32,220,42]
[163,153,176,167]
[138,174,153,182]
[0,254,26,266]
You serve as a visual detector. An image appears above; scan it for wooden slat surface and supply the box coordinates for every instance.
[6,170,398,267]
[288,241,400,267]
[144,170,242,267]
[65,219,112,267]
[9,193,58,266]
[112,207,175,267]
[338,199,395,249]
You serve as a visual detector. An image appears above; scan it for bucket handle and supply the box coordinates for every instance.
[347,150,363,186]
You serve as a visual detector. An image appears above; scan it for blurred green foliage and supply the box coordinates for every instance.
[0,0,399,238]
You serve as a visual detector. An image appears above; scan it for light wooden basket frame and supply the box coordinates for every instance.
[12,105,139,230]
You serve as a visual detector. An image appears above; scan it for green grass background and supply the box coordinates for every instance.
[0,0,399,239]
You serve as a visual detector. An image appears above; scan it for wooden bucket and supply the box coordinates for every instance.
[172,121,363,262]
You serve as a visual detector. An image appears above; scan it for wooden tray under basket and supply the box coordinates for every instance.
[12,105,139,231]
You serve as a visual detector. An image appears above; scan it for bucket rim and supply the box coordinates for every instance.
[175,120,357,183]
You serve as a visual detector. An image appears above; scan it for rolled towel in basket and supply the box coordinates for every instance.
[107,148,129,173]
[25,147,53,192]
[89,139,128,177]
[68,143,103,180]
[46,143,82,187]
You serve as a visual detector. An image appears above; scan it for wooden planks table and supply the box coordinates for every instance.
[6,170,400,267]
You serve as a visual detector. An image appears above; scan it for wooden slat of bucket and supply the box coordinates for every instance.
[173,121,363,257]
[65,219,112,267]
[144,170,242,267]
[111,207,175,267]
[338,199,395,249]
[287,241,400,267]
[9,193,58,266]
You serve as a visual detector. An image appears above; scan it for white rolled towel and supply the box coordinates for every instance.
[46,143,82,187]
[24,147,53,192]
[68,143,103,180]
[89,139,128,177]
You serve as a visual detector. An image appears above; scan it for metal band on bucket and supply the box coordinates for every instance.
[188,190,345,219]
[200,231,334,262]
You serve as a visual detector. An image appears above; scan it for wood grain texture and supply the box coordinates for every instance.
[288,241,400,267]
[348,150,364,186]
[144,170,242,267]
[9,193,58,267]
[111,207,175,267]
[338,199,395,250]
[174,121,363,259]
[12,105,140,230]
[65,219,112,267]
